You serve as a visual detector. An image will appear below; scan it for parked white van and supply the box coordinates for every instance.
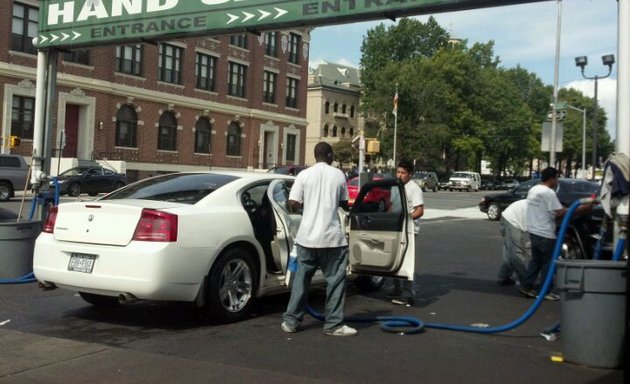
[448,171,481,192]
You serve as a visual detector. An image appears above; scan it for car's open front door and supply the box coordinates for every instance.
[267,179,299,274]
[348,179,415,280]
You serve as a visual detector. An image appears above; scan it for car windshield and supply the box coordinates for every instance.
[451,172,470,178]
[101,173,240,204]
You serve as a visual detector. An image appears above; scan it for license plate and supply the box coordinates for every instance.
[68,253,97,273]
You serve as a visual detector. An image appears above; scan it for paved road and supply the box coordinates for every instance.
[0,198,623,383]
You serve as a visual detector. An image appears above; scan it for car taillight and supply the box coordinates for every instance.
[42,206,58,233]
[132,209,178,242]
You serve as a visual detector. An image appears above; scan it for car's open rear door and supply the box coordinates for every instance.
[348,179,415,280]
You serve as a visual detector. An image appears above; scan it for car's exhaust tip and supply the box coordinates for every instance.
[118,292,138,304]
[38,281,57,290]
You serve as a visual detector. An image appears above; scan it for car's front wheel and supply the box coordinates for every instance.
[68,183,82,197]
[204,248,257,323]
[78,292,120,307]
[487,203,501,221]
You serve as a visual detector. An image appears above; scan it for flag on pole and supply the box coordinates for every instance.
[392,91,399,115]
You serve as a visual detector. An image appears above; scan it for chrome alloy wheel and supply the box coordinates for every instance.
[219,258,253,313]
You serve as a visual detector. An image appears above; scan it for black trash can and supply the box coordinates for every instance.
[556,259,627,369]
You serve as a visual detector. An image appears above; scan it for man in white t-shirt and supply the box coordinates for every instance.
[281,142,357,337]
[497,199,530,287]
[519,167,591,301]
[388,160,424,306]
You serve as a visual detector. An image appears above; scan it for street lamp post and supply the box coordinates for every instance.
[565,104,587,178]
[574,54,615,180]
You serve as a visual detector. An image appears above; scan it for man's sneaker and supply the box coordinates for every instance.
[519,288,537,299]
[539,292,560,301]
[391,297,415,306]
[324,325,357,337]
[497,278,516,287]
[281,321,297,333]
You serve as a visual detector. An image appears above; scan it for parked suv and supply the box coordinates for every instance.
[0,154,29,201]
[412,171,438,192]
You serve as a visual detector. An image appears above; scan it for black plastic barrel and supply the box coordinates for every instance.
[556,259,627,369]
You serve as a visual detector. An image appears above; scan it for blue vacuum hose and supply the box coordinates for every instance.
[307,197,597,334]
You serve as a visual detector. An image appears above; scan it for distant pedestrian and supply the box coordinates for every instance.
[497,199,530,287]
[281,142,357,336]
[388,159,424,306]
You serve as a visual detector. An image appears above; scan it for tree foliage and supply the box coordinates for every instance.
[358,17,613,176]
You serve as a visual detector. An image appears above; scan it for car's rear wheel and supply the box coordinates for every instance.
[78,292,120,307]
[487,203,501,221]
[355,275,385,292]
[0,181,12,202]
[69,183,82,197]
[113,181,125,190]
[205,248,257,323]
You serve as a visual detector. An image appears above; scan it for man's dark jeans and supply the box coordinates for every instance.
[522,233,556,290]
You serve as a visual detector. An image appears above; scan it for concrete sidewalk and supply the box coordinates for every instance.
[0,328,332,384]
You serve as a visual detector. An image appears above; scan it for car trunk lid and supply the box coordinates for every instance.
[52,200,181,246]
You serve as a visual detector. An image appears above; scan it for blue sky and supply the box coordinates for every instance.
[308,0,619,139]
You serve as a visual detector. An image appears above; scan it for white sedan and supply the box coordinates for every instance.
[34,171,415,323]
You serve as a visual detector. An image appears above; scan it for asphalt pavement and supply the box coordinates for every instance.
[0,192,626,383]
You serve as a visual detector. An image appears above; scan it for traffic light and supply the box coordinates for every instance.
[366,140,380,154]
[9,136,20,148]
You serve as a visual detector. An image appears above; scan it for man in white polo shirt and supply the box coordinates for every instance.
[281,142,356,336]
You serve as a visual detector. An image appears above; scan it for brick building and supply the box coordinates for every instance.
[1,0,309,181]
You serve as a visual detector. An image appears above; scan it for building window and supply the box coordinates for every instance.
[116,45,143,76]
[230,34,248,49]
[286,134,297,162]
[323,124,329,138]
[227,122,241,156]
[195,117,212,154]
[11,3,38,54]
[228,62,247,98]
[264,32,277,57]
[288,33,300,64]
[196,52,217,91]
[158,111,178,151]
[263,71,277,103]
[11,95,34,140]
[158,43,183,84]
[63,49,91,65]
[286,78,298,108]
[325,102,330,114]
[350,128,354,137]
[115,105,138,148]
[350,106,355,118]
[341,127,346,138]
[342,104,347,114]
[334,103,338,113]
[332,126,338,137]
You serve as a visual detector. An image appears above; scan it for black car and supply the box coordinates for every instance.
[267,165,306,176]
[53,166,127,197]
[478,178,598,221]
[480,180,497,190]
[478,178,605,260]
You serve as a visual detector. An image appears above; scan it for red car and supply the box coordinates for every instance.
[347,175,393,211]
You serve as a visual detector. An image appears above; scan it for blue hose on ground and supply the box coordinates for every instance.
[306,198,595,334]
[0,272,37,284]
